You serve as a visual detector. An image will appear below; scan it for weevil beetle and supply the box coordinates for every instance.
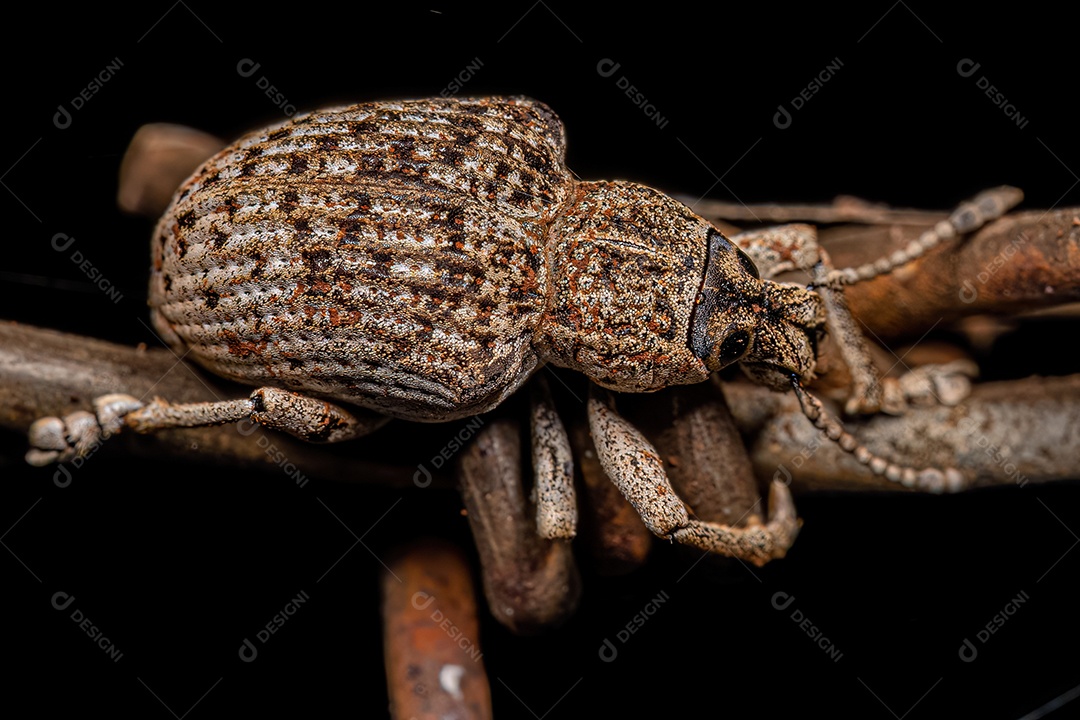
[26,97,1022,564]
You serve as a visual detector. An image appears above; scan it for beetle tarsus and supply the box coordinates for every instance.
[670,480,801,567]
[25,394,146,466]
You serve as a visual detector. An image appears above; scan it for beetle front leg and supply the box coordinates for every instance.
[26,387,389,465]
[587,385,799,566]
[897,359,979,406]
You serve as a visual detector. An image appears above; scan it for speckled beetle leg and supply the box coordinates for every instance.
[132,387,390,441]
[669,480,799,566]
[27,387,389,465]
[587,385,798,566]
[891,359,979,408]
[457,416,581,633]
[731,224,883,415]
[530,375,577,539]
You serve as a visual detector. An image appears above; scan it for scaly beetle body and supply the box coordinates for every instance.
[28,95,1021,564]
[150,96,821,420]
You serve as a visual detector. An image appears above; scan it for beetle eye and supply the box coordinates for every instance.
[734,246,760,279]
[715,329,752,367]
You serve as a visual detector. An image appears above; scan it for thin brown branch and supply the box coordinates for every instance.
[828,208,1080,338]
[382,538,492,720]
[4,321,1076,495]
[724,376,1080,493]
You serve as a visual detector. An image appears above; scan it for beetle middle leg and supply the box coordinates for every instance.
[530,375,578,540]
[26,387,390,466]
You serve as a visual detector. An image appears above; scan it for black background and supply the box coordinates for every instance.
[2,3,1079,718]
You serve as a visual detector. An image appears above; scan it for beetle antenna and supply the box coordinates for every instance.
[811,186,1023,288]
[788,376,966,493]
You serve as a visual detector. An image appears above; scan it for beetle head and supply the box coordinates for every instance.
[691,229,827,391]
[692,229,966,495]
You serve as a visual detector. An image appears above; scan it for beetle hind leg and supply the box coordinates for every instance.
[26,387,389,466]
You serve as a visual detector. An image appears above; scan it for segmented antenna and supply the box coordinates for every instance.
[783,187,1022,491]
[790,376,966,493]
[816,186,1024,287]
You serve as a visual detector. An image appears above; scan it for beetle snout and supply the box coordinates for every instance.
[738,283,826,391]
[739,325,819,391]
